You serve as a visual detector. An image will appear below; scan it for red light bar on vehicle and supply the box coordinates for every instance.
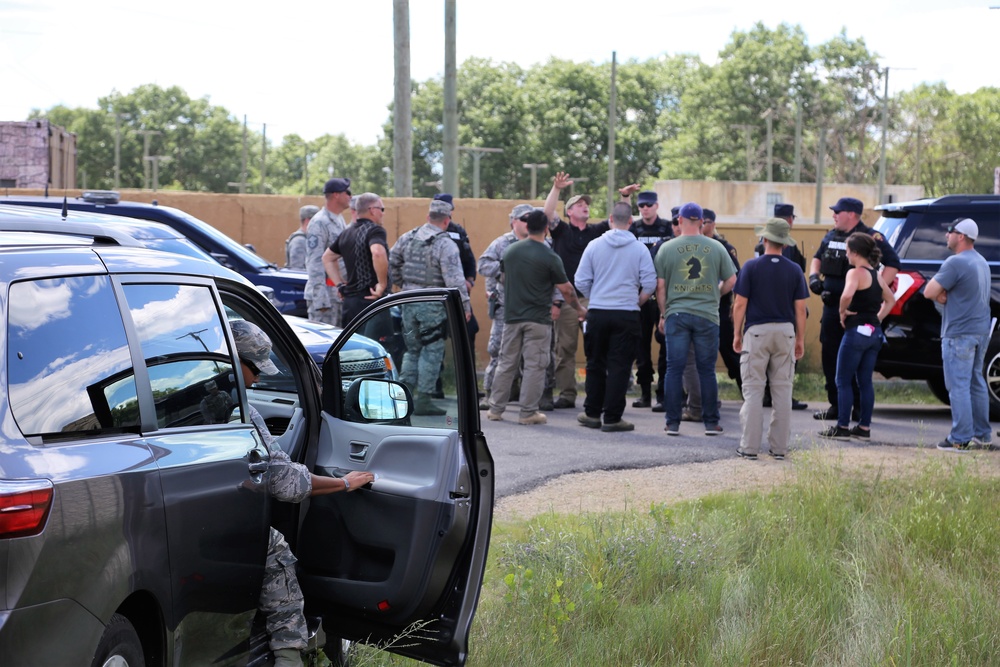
[888,271,925,317]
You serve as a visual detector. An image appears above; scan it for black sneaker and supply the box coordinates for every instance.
[813,406,837,421]
[938,438,970,451]
[818,425,851,440]
[736,448,758,460]
[791,398,808,410]
[849,425,870,441]
[768,451,786,461]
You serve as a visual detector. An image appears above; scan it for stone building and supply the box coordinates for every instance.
[0,120,77,189]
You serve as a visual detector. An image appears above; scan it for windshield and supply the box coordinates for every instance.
[167,206,276,270]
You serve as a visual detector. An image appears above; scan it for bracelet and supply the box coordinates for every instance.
[343,477,350,491]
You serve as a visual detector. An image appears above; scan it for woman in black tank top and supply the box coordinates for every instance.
[819,233,896,441]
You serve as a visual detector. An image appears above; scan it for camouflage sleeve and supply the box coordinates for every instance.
[287,235,307,269]
[478,237,504,280]
[249,404,312,503]
[438,239,471,313]
[305,217,329,285]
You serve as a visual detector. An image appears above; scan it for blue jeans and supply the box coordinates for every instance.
[835,326,883,428]
[942,333,991,443]
[665,312,720,427]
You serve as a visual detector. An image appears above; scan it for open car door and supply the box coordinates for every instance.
[297,288,494,666]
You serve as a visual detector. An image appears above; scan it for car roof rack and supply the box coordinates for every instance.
[0,219,145,247]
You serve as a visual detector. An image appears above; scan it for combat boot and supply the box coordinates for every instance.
[273,648,303,667]
[632,384,651,408]
[414,395,446,416]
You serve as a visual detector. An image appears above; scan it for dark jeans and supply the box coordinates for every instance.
[835,326,883,427]
[664,312,720,427]
[821,305,860,412]
[583,309,640,424]
[718,307,742,392]
[342,293,372,327]
[635,299,661,389]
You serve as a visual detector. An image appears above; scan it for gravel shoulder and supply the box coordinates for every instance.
[494,443,1000,522]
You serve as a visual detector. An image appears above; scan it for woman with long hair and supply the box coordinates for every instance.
[819,232,896,441]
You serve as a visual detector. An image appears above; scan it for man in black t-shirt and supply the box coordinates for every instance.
[323,192,389,326]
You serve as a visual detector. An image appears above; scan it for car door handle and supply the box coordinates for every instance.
[248,449,269,475]
[349,441,369,462]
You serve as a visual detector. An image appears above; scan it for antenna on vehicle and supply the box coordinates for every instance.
[61,193,68,221]
[45,183,49,198]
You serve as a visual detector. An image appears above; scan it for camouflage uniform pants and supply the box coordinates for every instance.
[306,285,343,327]
[260,527,308,651]
[400,302,447,395]
[483,305,506,393]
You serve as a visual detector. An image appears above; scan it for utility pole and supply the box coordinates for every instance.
[793,103,802,183]
[138,130,160,190]
[814,129,827,224]
[877,67,889,205]
[442,0,459,195]
[393,0,413,196]
[606,51,617,214]
[523,163,548,199]
[302,144,309,194]
[260,123,267,195]
[731,124,753,181]
[240,115,248,194]
[113,113,129,190]
[458,146,503,198]
[761,108,773,182]
[145,156,170,192]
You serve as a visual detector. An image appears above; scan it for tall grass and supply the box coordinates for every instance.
[351,452,1000,666]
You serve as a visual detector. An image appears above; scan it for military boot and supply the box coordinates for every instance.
[632,384,652,408]
[414,394,446,416]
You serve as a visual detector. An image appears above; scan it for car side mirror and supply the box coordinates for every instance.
[344,379,412,423]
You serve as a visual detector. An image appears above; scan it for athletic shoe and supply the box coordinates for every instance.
[970,435,996,450]
[937,438,969,451]
[791,398,808,410]
[818,425,851,440]
[518,412,547,425]
[849,425,870,441]
[768,451,786,461]
[665,423,680,436]
[601,419,635,433]
[736,448,758,460]
[576,413,601,429]
[813,406,837,420]
[704,424,724,436]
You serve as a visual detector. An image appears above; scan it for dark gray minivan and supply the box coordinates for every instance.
[0,216,493,666]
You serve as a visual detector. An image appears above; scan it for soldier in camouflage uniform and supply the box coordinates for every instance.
[389,200,471,416]
[199,379,233,423]
[285,205,318,270]
[478,204,533,407]
[305,178,350,325]
[231,320,373,667]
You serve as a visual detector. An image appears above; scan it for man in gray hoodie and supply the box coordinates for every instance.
[574,202,657,432]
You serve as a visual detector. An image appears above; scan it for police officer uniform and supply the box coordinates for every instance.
[628,190,674,407]
[810,198,900,420]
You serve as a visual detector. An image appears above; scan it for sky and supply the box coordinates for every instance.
[1,1,997,146]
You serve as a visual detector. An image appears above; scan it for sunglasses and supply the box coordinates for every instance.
[637,202,656,208]
[240,357,261,377]
[371,206,385,212]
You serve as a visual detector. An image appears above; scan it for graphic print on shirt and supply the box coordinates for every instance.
[685,256,702,280]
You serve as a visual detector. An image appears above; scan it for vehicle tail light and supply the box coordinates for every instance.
[0,479,54,539]
[888,271,925,317]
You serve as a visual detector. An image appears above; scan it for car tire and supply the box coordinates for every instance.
[91,613,145,667]
[927,374,950,406]
[325,636,352,667]
[985,337,1000,421]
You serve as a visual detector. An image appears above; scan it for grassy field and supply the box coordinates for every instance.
[345,451,1000,666]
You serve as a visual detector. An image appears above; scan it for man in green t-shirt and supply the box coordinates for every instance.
[487,209,586,425]
[655,202,737,437]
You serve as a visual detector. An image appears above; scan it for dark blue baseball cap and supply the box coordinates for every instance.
[637,191,658,205]
[323,177,351,194]
[678,202,703,220]
[774,203,795,218]
[702,208,717,222]
[830,197,864,214]
[433,193,455,210]
[670,206,680,222]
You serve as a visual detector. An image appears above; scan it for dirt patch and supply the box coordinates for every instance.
[494,444,1000,522]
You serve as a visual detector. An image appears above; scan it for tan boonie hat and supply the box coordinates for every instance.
[754,217,796,247]
[565,194,592,210]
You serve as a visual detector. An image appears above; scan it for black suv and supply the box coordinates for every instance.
[0,192,311,316]
[0,214,493,666]
[872,195,1000,416]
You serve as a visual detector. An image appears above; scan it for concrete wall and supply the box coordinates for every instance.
[656,179,924,224]
[7,188,848,372]
[0,121,76,189]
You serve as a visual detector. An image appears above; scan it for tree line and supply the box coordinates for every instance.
[30,22,999,213]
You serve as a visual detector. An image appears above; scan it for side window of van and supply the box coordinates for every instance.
[7,276,139,439]
[121,284,236,428]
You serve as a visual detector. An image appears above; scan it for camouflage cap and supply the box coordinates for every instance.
[299,205,320,221]
[429,200,453,216]
[231,320,279,375]
[510,203,534,220]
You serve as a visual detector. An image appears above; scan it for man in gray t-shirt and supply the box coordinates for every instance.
[924,218,992,449]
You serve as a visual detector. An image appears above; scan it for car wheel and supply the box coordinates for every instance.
[926,374,950,406]
[91,614,145,667]
[985,338,1000,421]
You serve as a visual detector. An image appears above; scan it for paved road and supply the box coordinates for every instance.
[482,399,958,499]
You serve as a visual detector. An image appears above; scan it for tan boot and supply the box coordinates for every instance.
[273,648,303,667]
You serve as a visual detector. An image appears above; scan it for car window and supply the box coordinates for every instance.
[120,284,237,428]
[7,275,140,439]
[903,211,951,261]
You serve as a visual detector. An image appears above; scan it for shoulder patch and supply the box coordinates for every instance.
[872,232,884,242]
